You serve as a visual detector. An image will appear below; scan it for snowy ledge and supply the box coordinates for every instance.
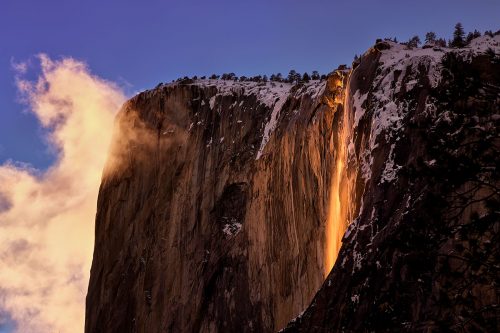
[177,79,326,160]
[353,34,500,186]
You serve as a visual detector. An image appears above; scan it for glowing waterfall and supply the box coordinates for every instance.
[324,72,353,276]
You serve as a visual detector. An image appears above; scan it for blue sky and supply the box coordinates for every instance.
[1,0,499,170]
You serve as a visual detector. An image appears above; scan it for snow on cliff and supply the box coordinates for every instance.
[351,34,500,187]
[175,79,326,160]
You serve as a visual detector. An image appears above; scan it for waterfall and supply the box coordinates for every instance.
[324,71,354,276]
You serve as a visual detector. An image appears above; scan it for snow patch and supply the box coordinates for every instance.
[223,221,242,236]
[468,34,500,54]
[352,250,363,272]
[209,96,216,109]
[380,143,401,184]
[256,95,288,159]
[352,90,368,128]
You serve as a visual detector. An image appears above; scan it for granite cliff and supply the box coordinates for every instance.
[285,35,500,332]
[86,34,500,332]
[85,74,348,332]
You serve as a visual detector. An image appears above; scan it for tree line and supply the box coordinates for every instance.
[173,70,329,84]
[401,23,500,49]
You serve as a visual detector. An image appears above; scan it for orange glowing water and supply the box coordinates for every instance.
[324,72,353,277]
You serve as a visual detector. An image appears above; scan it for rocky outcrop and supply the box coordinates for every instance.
[285,35,500,332]
[85,76,348,332]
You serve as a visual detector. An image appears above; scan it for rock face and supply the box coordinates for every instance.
[285,35,500,332]
[85,77,348,332]
[86,34,500,333]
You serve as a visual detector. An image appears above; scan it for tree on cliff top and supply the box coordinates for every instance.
[407,35,421,48]
[451,23,465,47]
[425,32,437,45]
[466,30,482,44]
[302,72,310,83]
[287,70,301,84]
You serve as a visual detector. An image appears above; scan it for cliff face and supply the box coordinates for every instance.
[285,35,500,332]
[86,34,500,333]
[85,76,348,332]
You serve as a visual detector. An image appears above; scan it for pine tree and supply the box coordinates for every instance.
[252,75,262,82]
[425,32,437,45]
[466,32,474,44]
[288,70,300,83]
[311,70,320,80]
[436,38,447,48]
[451,22,465,48]
[302,72,310,83]
[408,35,421,48]
[465,30,481,44]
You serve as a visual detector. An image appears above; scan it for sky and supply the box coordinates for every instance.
[1,0,500,170]
[0,1,499,332]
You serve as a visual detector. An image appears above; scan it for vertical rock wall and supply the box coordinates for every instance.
[85,76,347,332]
[285,37,500,332]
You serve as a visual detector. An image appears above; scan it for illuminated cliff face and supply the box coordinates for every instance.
[325,72,353,276]
[86,79,333,333]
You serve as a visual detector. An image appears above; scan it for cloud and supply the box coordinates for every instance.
[0,55,126,332]
[10,58,28,75]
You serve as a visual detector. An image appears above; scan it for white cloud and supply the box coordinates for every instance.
[0,55,126,332]
[10,58,28,75]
